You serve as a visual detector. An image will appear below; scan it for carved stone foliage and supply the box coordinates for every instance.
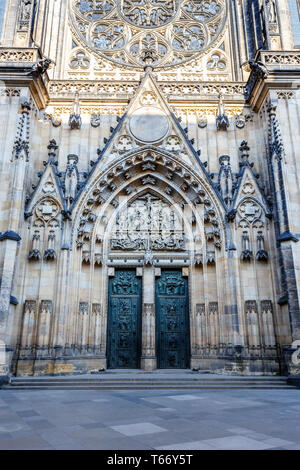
[110,193,185,252]
[70,0,227,68]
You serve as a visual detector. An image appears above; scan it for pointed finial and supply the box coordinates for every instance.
[239,140,250,165]
[47,139,58,162]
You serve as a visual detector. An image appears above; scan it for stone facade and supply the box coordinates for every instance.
[0,0,300,378]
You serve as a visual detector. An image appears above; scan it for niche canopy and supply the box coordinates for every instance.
[70,0,227,68]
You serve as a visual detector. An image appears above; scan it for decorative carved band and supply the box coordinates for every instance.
[0,48,38,63]
[48,80,246,99]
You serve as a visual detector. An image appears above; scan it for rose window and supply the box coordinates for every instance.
[70,0,227,68]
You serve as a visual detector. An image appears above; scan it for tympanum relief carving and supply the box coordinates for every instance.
[110,193,185,251]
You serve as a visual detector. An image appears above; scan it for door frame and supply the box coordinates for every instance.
[106,269,142,369]
[155,268,191,369]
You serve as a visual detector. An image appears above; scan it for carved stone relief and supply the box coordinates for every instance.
[237,198,263,228]
[110,193,185,251]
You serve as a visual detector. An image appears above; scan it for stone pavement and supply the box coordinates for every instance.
[0,388,299,450]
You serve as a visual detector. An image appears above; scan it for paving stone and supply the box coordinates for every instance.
[0,389,299,449]
[17,410,40,418]
[37,428,84,449]
[111,422,167,436]
[0,435,55,450]
[0,433,12,440]
[166,394,206,401]
[155,441,216,450]
[202,435,276,450]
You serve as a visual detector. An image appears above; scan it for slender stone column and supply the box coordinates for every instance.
[232,0,248,78]
[0,99,30,376]
[0,237,20,346]
[52,246,70,350]
[224,221,245,346]
[140,266,156,370]
[276,0,294,50]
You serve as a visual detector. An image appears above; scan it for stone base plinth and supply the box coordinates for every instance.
[191,356,281,376]
[140,356,157,371]
[15,356,107,376]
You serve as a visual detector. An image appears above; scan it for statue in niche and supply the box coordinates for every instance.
[19,0,32,21]
[266,0,277,23]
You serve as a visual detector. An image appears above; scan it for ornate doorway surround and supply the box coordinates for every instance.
[107,269,142,368]
[156,269,190,369]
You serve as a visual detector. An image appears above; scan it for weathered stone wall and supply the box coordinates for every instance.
[0,0,299,377]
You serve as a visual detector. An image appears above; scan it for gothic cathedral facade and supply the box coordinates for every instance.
[0,0,300,380]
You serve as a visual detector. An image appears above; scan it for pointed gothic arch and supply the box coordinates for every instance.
[72,147,226,253]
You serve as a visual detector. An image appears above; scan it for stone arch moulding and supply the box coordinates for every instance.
[71,148,227,254]
[97,184,205,259]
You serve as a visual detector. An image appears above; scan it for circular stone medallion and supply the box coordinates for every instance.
[129,107,169,142]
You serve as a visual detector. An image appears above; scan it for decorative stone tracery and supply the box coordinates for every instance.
[70,0,227,68]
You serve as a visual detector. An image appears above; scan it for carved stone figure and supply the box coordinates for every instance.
[91,114,101,128]
[266,0,277,23]
[110,194,185,251]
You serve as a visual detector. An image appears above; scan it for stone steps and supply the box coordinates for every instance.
[3,375,294,390]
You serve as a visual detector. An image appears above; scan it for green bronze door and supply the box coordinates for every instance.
[156,270,190,369]
[107,269,142,369]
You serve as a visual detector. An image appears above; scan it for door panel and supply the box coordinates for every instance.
[156,270,190,369]
[107,270,142,369]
